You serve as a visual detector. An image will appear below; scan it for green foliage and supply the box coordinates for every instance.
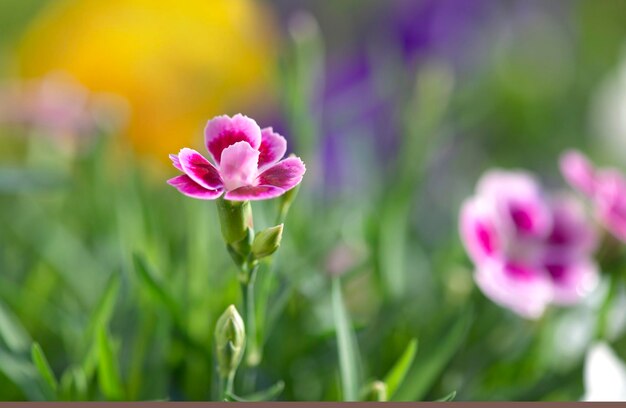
[394,309,473,401]
[1,1,626,402]
[384,338,418,399]
[331,278,361,401]
[132,254,181,324]
[435,390,457,402]
[96,326,123,400]
[31,343,58,396]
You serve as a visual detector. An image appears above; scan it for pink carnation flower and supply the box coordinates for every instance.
[561,149,626,242]
[168,114,306,201]
[460,170,598,319]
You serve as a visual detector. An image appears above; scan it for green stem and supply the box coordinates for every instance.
[596,272,619,340]
[220,372,235,401]
[216,198,253,249]
[332,277,359,401]
[241,263,260,367]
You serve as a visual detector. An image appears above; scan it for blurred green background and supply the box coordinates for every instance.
[2,0,626,401]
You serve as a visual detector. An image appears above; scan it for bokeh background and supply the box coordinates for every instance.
[2,0,626,401]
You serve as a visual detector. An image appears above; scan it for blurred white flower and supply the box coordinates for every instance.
[583,341,626,401]
[591,47,626,163]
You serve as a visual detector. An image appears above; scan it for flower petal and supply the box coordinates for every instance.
[595,170,626,242]
[224,185,285,201]
[258,127,287,170]
[257,156,305,191]
[178,148,223,189]
[478,169,552,238]
[547,194,598,255]
[167,175,223,200]
[474,259,553,319]
[169,153,183,171]
[583,342,626,401]
[544,259,599,305]
[560,150,597,197]
[205,114,262,164]
[459,196,502,264]
[219,141,260,191]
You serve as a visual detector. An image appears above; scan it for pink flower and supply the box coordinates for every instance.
[460,170,598,319]
[0,74,97,138]
[168,114,306,201]
[560,149,626,242]
[0,73,127,151]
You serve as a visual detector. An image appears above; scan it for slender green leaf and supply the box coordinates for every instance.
[96,326,123,400]
[435,390,457,402]
[77,274,120,384]
[0,347,49,401]
[394,310,473,401]
[60,366,88,401]
[226,380,285,402]
[31,343,58,395]
[332,278,360,401]
[378,199,410,299]
[0,299,31,353]
[81,343,99,381]
[87,273,120,337]
[383,338,418,399]
[133,253,180,322]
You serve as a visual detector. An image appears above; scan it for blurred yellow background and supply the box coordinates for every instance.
[18,0,279,159]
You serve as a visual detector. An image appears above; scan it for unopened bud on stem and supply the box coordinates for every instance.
[252,224,283,259]
[365,381,388,402]
[214,305,246,379]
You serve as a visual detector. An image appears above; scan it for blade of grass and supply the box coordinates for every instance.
[0,299,32,353]
[87,272,120,337]
[383,338,418,399]
[393,309,472,401]
[378,198,410,300]
[0,347,49,401]
[435,390,457,401]
[132,253,181,324]
[77,273,120,383]
[96,326,123,400]
[59,366,88,401]
[31,343,58,396]
[332,277,360,401]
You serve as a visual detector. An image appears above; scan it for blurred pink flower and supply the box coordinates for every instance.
[0,74,98,139]
[561,150,626,242]
[168,114,306,201]
[460,170,598,319]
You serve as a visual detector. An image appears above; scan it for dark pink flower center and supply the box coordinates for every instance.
[545,263,567,283]
[548,221,570,245]
[209,131,253,163]
[475,222,495,256]
[510,204,534,234]
[504,263,535,281]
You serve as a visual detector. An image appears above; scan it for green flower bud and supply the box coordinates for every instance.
[251,224,284,259]
[214,305,246,378]
[216,198,253,247]
[364,381,388,402]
